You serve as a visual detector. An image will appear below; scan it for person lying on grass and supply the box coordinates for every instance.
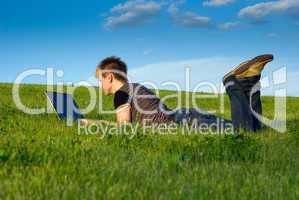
[80,54,274,132]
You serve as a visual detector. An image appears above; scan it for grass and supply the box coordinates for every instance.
[0,83,298,199]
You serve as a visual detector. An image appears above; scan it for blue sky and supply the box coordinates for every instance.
[1,0,299,95]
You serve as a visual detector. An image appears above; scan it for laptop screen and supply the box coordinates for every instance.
[46,91,83,121]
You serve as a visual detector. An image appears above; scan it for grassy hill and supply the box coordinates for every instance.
[0,83,298,199]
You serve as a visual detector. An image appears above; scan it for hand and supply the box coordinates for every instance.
[79,119,89,126]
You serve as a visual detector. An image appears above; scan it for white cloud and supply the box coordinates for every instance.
[104,0,161,29]
[238,0,299,19]
[203,0,235,7]
[218,21,240,29]
[103,0,219,29]
[129,57,299,96]
[168,4,211,28]
[173,12,211,27]
[110,0,160,13]
[129,57,240,92]
[286,71,299,96]
[267,32,278,37]
[143,49,152,55]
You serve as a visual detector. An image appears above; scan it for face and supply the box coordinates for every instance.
[96,69,113,95]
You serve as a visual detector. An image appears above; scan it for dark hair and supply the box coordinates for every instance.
[97,56,128,82]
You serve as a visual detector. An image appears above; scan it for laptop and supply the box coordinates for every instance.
[45,91,84,121]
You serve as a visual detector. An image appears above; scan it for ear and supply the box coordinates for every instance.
[95,68,101,79]
[107,72,114,83]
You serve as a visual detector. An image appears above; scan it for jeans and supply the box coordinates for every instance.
[172,75,262,132]
[223,75,262,132]
[172,107,233,132]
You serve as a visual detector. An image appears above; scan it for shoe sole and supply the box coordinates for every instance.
[234,54,273,75]
[223,54,273,82]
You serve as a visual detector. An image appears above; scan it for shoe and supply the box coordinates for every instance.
[223,54,273,82]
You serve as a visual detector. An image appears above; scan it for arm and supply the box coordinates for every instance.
[79,104,131,126]
[79,118,116,126]
[80,88,132,126]
[115,103,131,124]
